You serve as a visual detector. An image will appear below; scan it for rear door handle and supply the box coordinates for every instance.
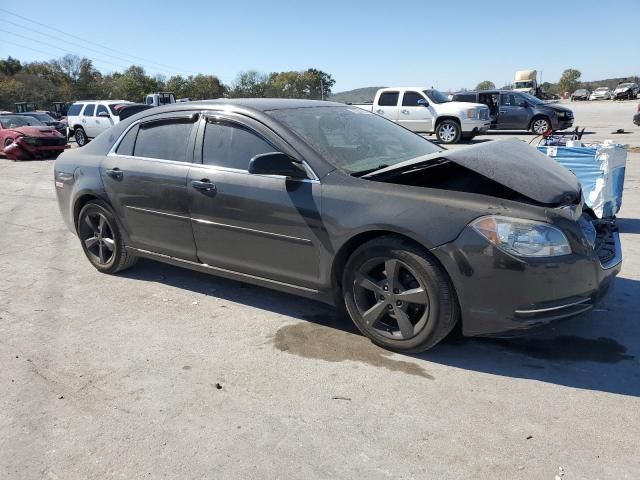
[400,109,410,114]
[105,168,123,180]
[191,179,217,196]
[375,109,384,114]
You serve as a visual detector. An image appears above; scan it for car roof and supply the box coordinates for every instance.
[167,98,346,111]
[72,100,131,104]
[455,90,512,95]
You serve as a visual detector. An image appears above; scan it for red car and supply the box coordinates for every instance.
[0,114,68,160]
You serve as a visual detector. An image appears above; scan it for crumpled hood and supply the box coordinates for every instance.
[368,139,581,205]
[8,126,60,137]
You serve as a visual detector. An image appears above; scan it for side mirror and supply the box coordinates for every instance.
[98,111,110,117]
[248,152,307,179]
[416,98,429,107]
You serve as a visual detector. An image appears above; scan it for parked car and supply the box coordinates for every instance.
[1,114,67,160]
[613,82,639,100]
[54,99,621,353]
[144,92,176,106]
[634,103,640,126]
[67,100,132,146]
[351,87,490,144]
[570,89,590,101]
[451,90,574,134]
[590,87,612,100]
[15,111,67,136]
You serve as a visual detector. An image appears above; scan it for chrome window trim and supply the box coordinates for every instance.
[107,118,320,183]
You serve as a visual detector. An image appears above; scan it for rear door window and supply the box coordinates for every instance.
[96,105,109,117]
[83,104,95,116]
[133,119,194,162]
[378,92,399,106]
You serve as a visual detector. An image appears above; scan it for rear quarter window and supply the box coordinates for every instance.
[67,104,84,116]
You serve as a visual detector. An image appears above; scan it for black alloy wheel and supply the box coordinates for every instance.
[77,201,137,273]
[343,236,458,353]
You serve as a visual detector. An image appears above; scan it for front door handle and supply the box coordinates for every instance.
[191,179,217,196]
[400,109,410,114]
[105,168,123,180]
[375,109,384,114]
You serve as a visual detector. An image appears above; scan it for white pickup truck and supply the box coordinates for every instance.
[352,87,490,144]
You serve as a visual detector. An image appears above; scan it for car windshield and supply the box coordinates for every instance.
[422,90,450,104]
[31,113,55,122]
[519,92,544,105]
[0,115,44,128]
[268,106,442,175]
[575,89,587,94]
[514,81,534,89]
[596,88,608,92]
[618,83,632,88]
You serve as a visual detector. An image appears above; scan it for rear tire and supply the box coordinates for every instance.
[75,127,88,146]
[77,201,137,274]
[342,236,459,353]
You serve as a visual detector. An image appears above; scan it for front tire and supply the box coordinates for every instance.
[75,127,88,146]
[77,201,137,274]
[531,116,551,135]
[435,120,461,144]
[342,236,458,353]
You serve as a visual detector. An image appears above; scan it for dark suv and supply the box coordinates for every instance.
[452,90,574,134]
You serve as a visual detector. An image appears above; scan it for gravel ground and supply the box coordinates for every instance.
[1,101,639,479]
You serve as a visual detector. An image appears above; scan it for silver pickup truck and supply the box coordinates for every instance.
[352,87,490,144]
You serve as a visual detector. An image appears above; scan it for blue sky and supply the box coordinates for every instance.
[1,0,638,92]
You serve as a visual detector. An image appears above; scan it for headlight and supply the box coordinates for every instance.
[20,136,38,145]
[471,216,572,257]
[465,109,480,119]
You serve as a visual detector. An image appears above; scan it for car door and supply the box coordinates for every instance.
[373,91,400,122]
[187,113,322,288]
[80,103,97,137]
[397,90,434,132]
[101,112,200,260]
[497,93,530,129]
[94,104,114,136]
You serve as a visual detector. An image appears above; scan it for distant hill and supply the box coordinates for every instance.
[329,87,385,104]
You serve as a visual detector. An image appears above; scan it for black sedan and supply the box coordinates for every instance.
[15,111,67,136]
[54,99,621,352]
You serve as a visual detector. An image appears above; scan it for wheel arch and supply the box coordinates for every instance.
[529,114,551,130]
[434,116,461,129]
[330,229,454,293]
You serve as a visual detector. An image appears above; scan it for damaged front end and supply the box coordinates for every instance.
[365,139,622,337]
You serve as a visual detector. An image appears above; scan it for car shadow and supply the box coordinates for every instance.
[120,259,639,397]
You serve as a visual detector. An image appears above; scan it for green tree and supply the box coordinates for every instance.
[183,74,226,100]
[0,56,23,75]
[558,69,582,94]
[111,66,160,101]
[231,70,268,97]
[475,80,495,90]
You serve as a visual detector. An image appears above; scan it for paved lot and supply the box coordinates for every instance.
[1,101,640,479]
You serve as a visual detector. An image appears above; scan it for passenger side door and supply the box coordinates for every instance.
[397,90,434,132]
[497,93,530,129]
[80,103,97,137]
[94,104,114,136]
[101,112,200,260]
[374,91,400,122]
[187,114,323,288]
